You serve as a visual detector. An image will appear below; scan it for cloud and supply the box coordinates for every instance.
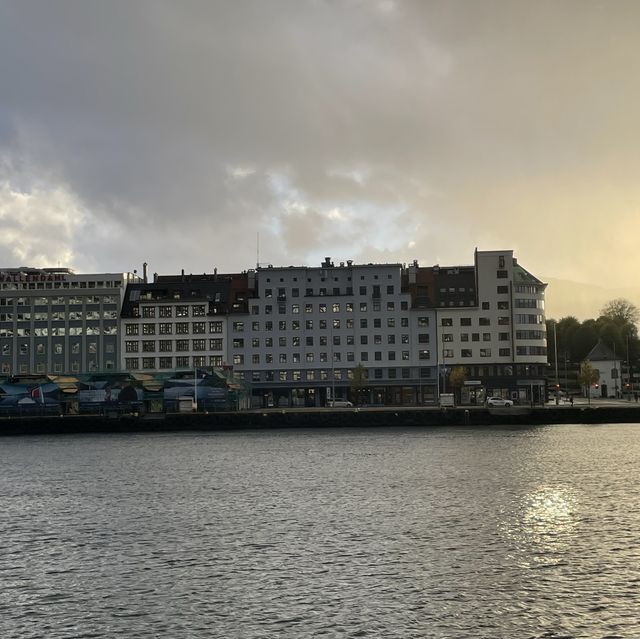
[0,0,639,292]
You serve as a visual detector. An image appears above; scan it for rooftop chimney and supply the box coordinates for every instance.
[143,262,148,283]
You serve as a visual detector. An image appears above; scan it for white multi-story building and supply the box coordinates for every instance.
[231,258,438,407]
[119,273,237,372]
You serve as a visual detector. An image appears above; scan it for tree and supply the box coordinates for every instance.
[601,298,639,331]
[449,366,468,403]
[577,360,600,405]
[350,363,367,406]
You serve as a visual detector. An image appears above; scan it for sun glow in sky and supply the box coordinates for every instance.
[1,1,640,318]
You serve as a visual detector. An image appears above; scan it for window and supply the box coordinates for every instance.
[176,305,189,317]
[359,286,367,295]
[499,348,511,357]
[176,339,189,351]
[159,306,172,318]
[497,285,509,294]
[192,339,206,350]
[176,356,189,367]
[210,321,223,333]
[142,323,156,335]
[480,348,491,357]
[176,322,189,334]
[461,349,472,357]
[442,334,453,342]
[360,335,368,345]
[332,303,340,313]
[461,333,469,342]
[460,318,471,326]
[443,348,454,358]
[497,301,509,310]
[142,357,156,369]
[142,306,156,318]
[233,321,244,332]
[319,304,327,313]
[483,333,491,341]
[497,270,508,278]
[499,332,510,341]
[419,350,430,360]
[498,317,510,325]
[125,324,139,336]
[441,318,452,326]
[125,357,139,370]
[402,351,409,360]
[292,304,300,314]
[472,333,480,342]
[360,302,367,312]
[126,341,139,353]
[233,354,244,365]
[210,338,223,350]
[159,357,173,368]
[418,334,429,344]
[159,340,172,352]
[479,318,490,326]
[142,340,155,352]
[192,322,206,334]
[159,323,172,335]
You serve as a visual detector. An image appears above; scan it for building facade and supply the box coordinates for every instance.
[1,249,548,407]
[0,267,137,376]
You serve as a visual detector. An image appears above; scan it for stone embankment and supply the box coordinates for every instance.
[1,405,640,435]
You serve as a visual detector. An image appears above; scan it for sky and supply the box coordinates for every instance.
[1,0,639,318]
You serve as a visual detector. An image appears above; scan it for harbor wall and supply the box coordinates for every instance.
[1,406,640,435]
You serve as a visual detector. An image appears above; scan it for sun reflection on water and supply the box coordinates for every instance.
[499,485,578,566]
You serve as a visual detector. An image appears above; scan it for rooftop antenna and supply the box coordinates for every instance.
[257,232,260,269]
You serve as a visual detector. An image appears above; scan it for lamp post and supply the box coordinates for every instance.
[564,352,569,399]
[553,322,559,405]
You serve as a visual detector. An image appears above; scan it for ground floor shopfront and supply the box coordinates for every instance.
[250,382,440,408]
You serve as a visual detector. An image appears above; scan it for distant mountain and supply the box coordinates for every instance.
[543,278,640,321]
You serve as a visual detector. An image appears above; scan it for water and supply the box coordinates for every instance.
[1,424,639,638]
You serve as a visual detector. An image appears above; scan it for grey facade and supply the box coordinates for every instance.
[0,267,136,376]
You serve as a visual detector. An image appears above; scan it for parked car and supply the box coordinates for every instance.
[486,396,513,407]
[327,400,353,408]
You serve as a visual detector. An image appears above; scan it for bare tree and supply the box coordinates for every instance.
[601,298,640,326]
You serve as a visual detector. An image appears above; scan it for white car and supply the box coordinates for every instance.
[486,396,513,407]
[327,400,353,408]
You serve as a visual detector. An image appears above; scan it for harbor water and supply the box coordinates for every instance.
[1,424,639,638]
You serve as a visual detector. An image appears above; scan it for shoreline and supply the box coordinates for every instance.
[1,405,640,435]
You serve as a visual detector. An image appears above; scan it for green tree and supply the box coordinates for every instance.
[577,360,600,405]
[350,363,368,406]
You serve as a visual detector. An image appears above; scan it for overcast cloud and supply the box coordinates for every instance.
[1,0,639,299]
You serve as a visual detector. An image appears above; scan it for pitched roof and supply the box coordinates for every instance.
[585,341,620,362]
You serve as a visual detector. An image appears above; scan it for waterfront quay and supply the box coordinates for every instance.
[1,399,640,435]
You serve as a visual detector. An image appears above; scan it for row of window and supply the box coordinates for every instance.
[125,356,223,370]
[234,317,429,332]
[135,304,207,318]
[0,295,118,306]
[1,342,111,356]
[0,326,117,336]
[1,361,112,374]
[0,311,118,321]
[232,333,424,348]
[0,281,121,291]
[253,300,410,315]
[263,284,397,298]
[441,317,510,327]
[125,339,223,353]
[231,350,428,365]
[442,332,510,342]
[244,367,432,382]
[442,348,511,358]
[125,321,224,336]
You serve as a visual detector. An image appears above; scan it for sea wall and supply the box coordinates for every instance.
[1,406,639,435]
